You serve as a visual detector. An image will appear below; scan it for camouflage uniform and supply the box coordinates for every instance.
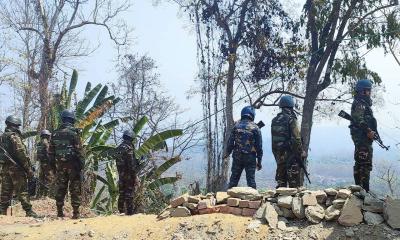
[350,95,375,191]
[115,139,138,215]
[36,138,54,197]
[0,127,34,215]
[271,108,303,188]
[227,119,263,189]
[50,122,84,217]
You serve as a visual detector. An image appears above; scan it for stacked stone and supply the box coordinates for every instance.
[158,185,400,231]
[158,187,262,219]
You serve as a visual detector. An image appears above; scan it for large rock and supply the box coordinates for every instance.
[263,202,279,229]
[384,197,400,229]
[325,206,340,221]
[324,188,338,196]
[364,212,384,225]
[216,192,229,204]
[332,199,346,209]
[277,196,293,209]
[227,187,262,200]
[337,189,352,199]
[305,205,325,224]
[227,198,240,207]
[302,193,317,206]
[198,199,212,209]
[254,203,267,220]
[292,196,305,219]
[314,190,327,205]
[362,195,384,213]
[338,196,363,226]
[276,187,298,196]
[170,194,189,207]
[349,185,362,192]
[188,195,200,203]
[281,207,296,219]
[171,206,191,217]
[248,200,261,209]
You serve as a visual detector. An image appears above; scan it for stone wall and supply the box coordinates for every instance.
[158,186,400,230]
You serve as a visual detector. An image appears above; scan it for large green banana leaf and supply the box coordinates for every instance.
[135,129,183,159]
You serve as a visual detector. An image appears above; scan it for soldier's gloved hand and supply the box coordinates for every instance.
[367,129,375,140]
[256,161,262,171]
[223,154,229,159]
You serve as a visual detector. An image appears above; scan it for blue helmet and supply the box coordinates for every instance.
[279,95,294,108]
[241,106,255,120]
[60,109,76,123]
[123,130,134,140]
[355,79,372,93]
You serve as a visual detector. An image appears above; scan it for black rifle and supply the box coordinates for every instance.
[256,121,265,129]
[0,145,49,190]
[338,110,390,150]
[289,154,311,184]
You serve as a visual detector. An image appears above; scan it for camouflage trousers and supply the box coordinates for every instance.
[353,142,373,191]
[117,174,135,214]
[228,153,257,189]
[273,150,301,188]
[0,167,32,214]
[37,163,55,197]
[55,163,82,209]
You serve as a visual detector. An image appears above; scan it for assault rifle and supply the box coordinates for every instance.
[289,154,311,184]
[0,145,49,189]
[338,110,390,150]
[256,121,265,129]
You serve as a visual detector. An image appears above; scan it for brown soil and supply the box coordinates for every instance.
[0,199,399,240]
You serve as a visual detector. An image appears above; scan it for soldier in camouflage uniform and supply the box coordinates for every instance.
[350,79,376,192]
[36,130,54,197]
[0,116,38,217]
[271,96,305,188]
[50,110,84,219]
[115,130,138,215]
[225,106,263,189]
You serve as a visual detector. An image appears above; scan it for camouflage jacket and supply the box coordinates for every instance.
[115,140,138,179]
[0,127,31,172]
[36,138,50,164]
[49,123,84,169]
[226,119,263,161]
[271,109,302,155]
[350,96,376,142]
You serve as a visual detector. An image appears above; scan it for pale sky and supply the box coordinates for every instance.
[1,0,399,161]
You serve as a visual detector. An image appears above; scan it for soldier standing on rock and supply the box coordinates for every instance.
[350,80,376,192]
[0,116,38,217]
[115,130,138,215]
[271,96,306,188]
[50,110,84,219]
[36,130,54,198]
[224,106,263,189]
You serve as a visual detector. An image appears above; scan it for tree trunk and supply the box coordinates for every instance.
[37,42,53,130]
[220,51,236,190]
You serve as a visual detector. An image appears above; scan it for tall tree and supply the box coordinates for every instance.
[177,0,296,190]
[0,0,131,129]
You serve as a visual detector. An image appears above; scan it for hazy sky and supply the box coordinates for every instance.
[1,0,399,161]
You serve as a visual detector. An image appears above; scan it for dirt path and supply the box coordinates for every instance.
[1,213,399,240]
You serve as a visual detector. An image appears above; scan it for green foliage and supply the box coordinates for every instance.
[91,117,183,215]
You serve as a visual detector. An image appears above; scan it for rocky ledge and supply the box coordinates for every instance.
[158,186,400,231]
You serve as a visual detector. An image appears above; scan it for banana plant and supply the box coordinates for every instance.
[49,69,128,205]
[91,116,183,214]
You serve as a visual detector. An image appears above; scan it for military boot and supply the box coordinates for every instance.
[126,203,134,216]
[25,209,39,218]
[72,207,80,219]
[57,205,64,218]
[0,207,7,215]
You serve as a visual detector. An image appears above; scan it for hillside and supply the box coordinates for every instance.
[1,186,400,240]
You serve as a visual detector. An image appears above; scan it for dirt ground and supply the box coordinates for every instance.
[0,199,399,240]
